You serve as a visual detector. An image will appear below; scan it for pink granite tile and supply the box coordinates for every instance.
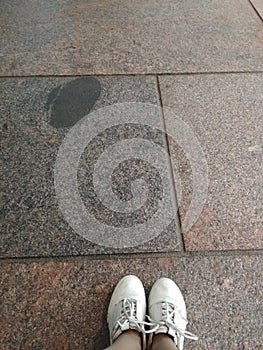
[160,73,263,250]
[0,0,263,75]
[1,76,181,258]
[1,255,262,349]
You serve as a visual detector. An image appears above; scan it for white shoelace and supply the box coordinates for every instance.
[116,298,159,334]
[116,299,198,341]
[147,301,198,341]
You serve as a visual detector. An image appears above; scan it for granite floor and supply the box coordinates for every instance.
[0,1,263,349]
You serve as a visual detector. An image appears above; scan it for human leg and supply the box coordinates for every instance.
[148,278,198,350]
[104,275,147,350]
[104,330,141,350]
[151,333,179,350]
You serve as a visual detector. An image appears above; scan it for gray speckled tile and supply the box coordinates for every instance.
[250,0,263,20]
[0,0,263,75]
[160,73,263,251]
[1,76,181,258]
[1,254,262,349]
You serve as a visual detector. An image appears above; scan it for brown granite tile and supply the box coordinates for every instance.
[0,0,263,75]
[159,73,263,250]
[0,76,181,257]
[1,254,262,349]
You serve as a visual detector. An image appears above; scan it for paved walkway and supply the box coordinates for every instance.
[0,1,262,349]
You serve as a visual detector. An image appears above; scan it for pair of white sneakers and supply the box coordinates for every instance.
[107,275,198,350]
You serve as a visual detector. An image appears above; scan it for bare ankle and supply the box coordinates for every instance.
[115,330,142,350]
[151,333,177,350]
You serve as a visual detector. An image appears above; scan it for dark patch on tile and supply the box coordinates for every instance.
[0,76,181,257]
[47,77,101,128]
[46,85,61,106]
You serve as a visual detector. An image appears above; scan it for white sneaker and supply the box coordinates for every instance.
[148,278,198,350]
[107,275,147,350]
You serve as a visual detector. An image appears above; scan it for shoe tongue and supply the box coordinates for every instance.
[155,325,169,335]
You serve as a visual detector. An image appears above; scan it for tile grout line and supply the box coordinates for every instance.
[0,248,262,264]
[155,75,186,252]
[248,0,263,22]
[1,70,263,79]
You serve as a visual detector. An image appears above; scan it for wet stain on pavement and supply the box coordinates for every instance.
[47,77,101,128]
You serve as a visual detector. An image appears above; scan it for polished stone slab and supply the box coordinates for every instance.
[0,76,181,258]
[250,0,263,20]
[1,254,262,349]
[0,0,263,75]
[159,73,263,251]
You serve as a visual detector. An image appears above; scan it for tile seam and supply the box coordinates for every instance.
[0,249,262,265]
[248,0,263,22]
[1,71,263,79]
[156,75,185,251]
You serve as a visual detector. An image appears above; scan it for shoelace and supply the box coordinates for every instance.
[116,299,198,341]
[116,298,159,334]
[147,301,198,341]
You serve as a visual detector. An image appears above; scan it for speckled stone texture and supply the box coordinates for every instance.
[0,76,181,257]
[1,0,263,75]
[1,254,262,350]
[160,74,263,251]
[1,2,263,349]
[250,0,263,20]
